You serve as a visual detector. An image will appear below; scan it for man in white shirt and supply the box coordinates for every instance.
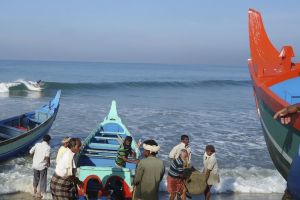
[56,136,71,163]
[29,134,51,198]
[169,135,192,165]
[50,138,83,200]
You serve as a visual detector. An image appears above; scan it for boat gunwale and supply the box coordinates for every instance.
[249,60,300,131]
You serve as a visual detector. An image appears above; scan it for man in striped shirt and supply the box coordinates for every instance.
[115,136,138,168]
[167,149,188,200]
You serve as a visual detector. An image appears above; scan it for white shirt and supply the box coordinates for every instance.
[56,146,68,163]
[55,148,76,177]
[203,152,218,174]
[169,142,192,164]
[29,141,51,170]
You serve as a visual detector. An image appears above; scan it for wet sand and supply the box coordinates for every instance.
[0,192,283,200]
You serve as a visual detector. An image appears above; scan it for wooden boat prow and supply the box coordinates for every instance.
[248,9,300,180]
[248,9,299,79]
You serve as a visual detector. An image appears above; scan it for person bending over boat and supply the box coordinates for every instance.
[133,139,165,200]
[169,135,192,166]
[167,149,189,200]
[115,136,139,168]
[50,138,83,200]
[56,136,71,163]
[274,103,300,124]
[29,134,51,199]
[203,145,219,200]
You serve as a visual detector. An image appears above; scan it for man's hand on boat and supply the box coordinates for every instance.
[122,156,140,164]
[273,103,300,124]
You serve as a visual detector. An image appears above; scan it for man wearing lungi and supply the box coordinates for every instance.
[167,149,188,200]
[50,138,82,200]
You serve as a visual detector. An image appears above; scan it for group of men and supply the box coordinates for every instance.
[115,134,219,200]
[112,135,191,200]
[30,133,219,200]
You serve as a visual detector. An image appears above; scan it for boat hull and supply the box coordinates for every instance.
[0,90,61,161]
[0,112,57,161]
[256,93,300,179]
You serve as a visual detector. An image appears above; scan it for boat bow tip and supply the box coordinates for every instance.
[107,100,120,121]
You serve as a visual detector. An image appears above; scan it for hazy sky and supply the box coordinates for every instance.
[0,1,300,66]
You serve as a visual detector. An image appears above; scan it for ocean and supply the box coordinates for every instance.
[0,60,285,199]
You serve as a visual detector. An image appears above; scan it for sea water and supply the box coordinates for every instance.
[0,60,285,198]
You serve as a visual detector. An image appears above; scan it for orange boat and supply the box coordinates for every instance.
[248,9,300,180]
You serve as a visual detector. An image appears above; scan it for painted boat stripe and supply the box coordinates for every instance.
[258,108,293,164]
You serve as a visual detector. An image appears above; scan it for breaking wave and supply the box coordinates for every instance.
[1,79,251,92]
[0,79,43,92]
[45,80,251,90]
[0,79,252,93]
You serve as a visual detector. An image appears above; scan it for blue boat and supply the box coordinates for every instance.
[76,100,140,200]
[0,90,61,161]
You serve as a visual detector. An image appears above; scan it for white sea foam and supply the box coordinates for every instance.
[0,160,286,195]
[0,82,21,92]
[159,167,286,194]
[0,79,43,92]
[214,167,286,193]
[16,79,43,91]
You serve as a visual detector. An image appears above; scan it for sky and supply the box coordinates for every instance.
[0,1,300,66]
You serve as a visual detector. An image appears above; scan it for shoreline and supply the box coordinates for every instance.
[0,191,284,200]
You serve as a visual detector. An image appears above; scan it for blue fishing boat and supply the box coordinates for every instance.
[0,90,61,161]
[76,100,140,200]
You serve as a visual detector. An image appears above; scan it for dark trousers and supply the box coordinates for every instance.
[33,168,47,193]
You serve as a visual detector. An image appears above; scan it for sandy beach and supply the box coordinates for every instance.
[0,192,284,200]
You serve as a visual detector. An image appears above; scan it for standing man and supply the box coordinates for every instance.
[167,149,189,200]
[133,140,165,200]
[50,138,83,200]
[169,135,192,166]
[29,134,51,198]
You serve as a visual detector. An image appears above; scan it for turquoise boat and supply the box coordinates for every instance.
[0,90,61,161]
[76,100,140,200]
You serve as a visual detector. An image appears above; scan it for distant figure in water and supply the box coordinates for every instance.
[36,80,42,87]
[30,80,42,88]
[203,145,219,200]
[273,103,300,124]
[133,139,165,200]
